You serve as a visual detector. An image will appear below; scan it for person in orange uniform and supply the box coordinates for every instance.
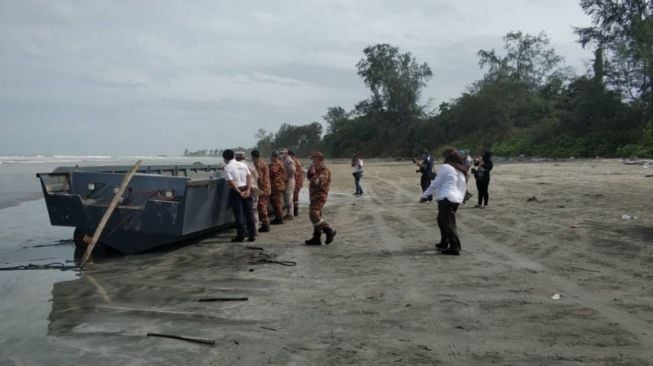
[305,151,336,245]
[268,151,286,225]
[288,150,304,217]
[251,150,271,233]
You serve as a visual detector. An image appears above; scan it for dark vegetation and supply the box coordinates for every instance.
[255,1,653,158]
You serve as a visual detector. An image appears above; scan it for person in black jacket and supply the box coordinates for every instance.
[414,150,435,201]
[471,150,493,208]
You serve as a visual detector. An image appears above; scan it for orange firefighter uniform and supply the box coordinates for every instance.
[268,156,286,223]
[254,157,271,230]
[291,155,304,216]
[305,152,336,245]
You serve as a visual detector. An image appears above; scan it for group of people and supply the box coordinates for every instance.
[418,148,493,256]
[223,145,492,254]
[222,148,336,246]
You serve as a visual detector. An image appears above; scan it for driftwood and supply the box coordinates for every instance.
[146,332,215,345]
[198,297,249,302]
[81,160,142,267]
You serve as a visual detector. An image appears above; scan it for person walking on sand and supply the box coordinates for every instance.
[288,150,304,217]
[279,148,296,220]
[269,151,286,225]
[305,151,336,246]
[420,147,467,255]
[252,150,271,233]
[472,150,493,209]
[223,149,257,242]
[352,155,364,196]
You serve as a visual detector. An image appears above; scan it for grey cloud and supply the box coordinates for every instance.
[1,0,592,155]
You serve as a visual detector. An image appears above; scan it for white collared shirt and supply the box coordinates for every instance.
[224,159,251,187]
[422,164,466,203]
[353,159,364,173]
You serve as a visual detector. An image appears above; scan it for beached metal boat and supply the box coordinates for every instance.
[36,164,235,255]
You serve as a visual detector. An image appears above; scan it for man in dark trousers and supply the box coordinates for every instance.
[223,149,256,242]
[414,150,435,201]
[472,150,494,208]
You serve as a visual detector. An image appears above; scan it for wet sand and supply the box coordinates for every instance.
[2,160,652,365]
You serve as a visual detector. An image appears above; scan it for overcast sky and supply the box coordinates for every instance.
[1,0,592,156]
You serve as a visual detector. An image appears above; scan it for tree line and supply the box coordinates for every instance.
[256,1,653,159]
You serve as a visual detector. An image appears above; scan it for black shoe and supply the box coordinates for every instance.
[441,249,460,256]
[258,224,270,233]
[435,242,448,250]
[293,206,299,217]
[231,236,245,243]
[271,218,284,225]
[305,229,322,245]
[323,226,336,245]
[305,238,322,245]
[247,236,256,242]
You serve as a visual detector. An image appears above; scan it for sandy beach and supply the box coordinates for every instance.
[1,159,652,365]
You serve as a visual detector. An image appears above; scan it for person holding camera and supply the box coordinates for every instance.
[352,155,364,196]
[414,150,435,201]
[471,150,493,208]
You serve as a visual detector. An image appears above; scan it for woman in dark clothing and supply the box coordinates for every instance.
[471,150,493,208]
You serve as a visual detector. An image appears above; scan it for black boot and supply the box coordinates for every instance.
[435,242,448,250]
[258,223,270,233]
[293,205,299,217]
[305,228,322,245]
[271,217,284,225]
[323,226,336,245]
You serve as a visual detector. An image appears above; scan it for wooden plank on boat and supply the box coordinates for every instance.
[81,160,142,267]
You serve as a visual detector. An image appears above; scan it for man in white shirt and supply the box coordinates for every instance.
[223,149,256,242]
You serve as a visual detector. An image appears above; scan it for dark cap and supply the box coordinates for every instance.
[309,151,324,160]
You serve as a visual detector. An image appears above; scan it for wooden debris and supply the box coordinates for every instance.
[146,332,215,345]
[198,297,249,302]
[81,160,142,267]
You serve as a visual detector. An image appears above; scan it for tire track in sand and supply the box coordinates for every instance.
[367,171,653,351]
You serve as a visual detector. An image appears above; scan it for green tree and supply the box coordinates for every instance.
[323,106,349,135]
[477,31,571,90]
[271,122,323,156]
[255,128,274,157]
[355,44,433,156]
[576,0,653,102]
